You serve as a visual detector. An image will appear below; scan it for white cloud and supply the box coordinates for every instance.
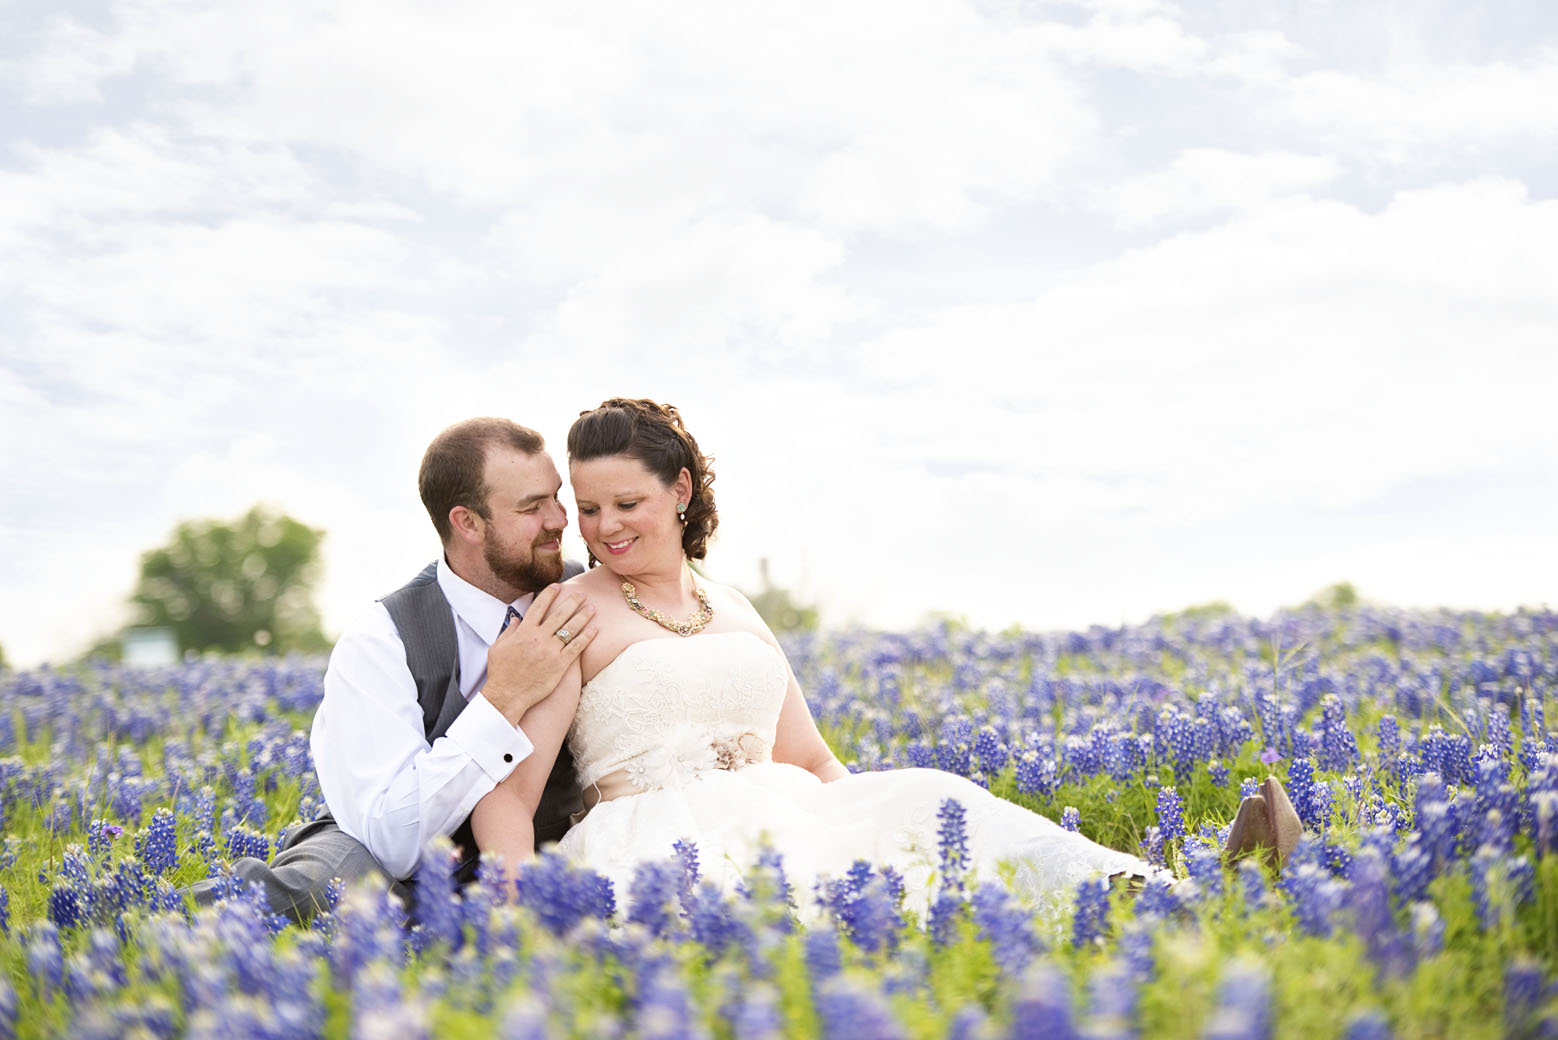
[3,0,1557,667]
[1100,148,1341,228]
[1278,56,1558,161]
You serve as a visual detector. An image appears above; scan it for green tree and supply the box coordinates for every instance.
[745,558,819,633]
[130,505,330,655]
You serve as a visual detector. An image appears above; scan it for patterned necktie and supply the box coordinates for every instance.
[500,605,522,634]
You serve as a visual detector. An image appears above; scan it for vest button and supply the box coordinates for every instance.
[503,753,514,763]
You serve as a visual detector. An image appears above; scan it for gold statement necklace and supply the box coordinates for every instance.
[622,579,714,637]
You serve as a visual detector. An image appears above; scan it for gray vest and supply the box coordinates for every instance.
[380,560,585,884]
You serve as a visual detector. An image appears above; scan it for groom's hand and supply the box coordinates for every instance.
[484,586,597,726]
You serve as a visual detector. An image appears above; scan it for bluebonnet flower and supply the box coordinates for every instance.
[47,883,86,931]
[1288,758,1319,828]
[947,1005,993,1040]
[737,845,794,930]
[803,926,843,983]
[1086,957,1139,1036]
[814,976,902,1040]
[971,885,1041,973]
[1071,877,1110,950]
[1141,826,1165,868]
[1339,1010,1393,1040]
[136,807,179,876]
[938,799,970,883]
[1156,786,1185,843]
[1504,959,1546,1038]
[904,742,936,769]
[26,922,65,999]
[86,819,124,860]
[1132,876,1185,921]
[1240,776,1260,800]
[1376,715,1400,763]
[672,839,700,910]
[1283,861,1342,937]
[1209,760,1230,787]
[1410,902,1445,959]
[1235,859,1267,909]
[1347,848,1410,978]
[936,718,974,777]
[729,982,785,1040]
[821,867,903,953]
[1390,837,1432,905]
[1185,840,1224,902]
[223,825,271,863]
[0,885,8,936]
[628,859,683,938]
[685,881,755,960]
[499,994,550,1039]
[1010,962,1077,1040]
[1317,695,1360,773]
[635,959,701,1040]
[1061,806,1081,832]
[1202,959,1272,1040]
[1311,779,1334,832]
[0,975,14,1039]
[974,725,1009,776]
[1469,848,1535,930]
[515,851,615,938]
[410,846,465,952]
[1015,752,1058,797]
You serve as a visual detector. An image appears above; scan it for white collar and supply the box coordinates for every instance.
[436,556,536,646]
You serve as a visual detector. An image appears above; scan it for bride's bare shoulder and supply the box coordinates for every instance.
[564,564,617,598]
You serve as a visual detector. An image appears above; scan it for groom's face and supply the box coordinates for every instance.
[477,446,567,593]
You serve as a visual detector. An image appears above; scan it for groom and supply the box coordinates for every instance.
[191,417,598,921]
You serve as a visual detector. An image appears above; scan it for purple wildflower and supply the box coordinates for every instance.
[628,860,682,938]
[1339,1010,1393,1040]
[1015,752,1058,797]
[672,839,700,911]
[803,926,843,983]
[137,807,179,876]
[971,885,1041,973]
[1061,806,1081,833]
[1156,786,1186,842]
[1010,962,1077,1040]
[1071,877,1110,950]
[1505,959,1546,1038]
[1203,960,1272,1040]
[814,976,902,1040]
[514,852,616,938]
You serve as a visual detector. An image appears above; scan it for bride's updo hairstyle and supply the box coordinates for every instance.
[568,398,719,561]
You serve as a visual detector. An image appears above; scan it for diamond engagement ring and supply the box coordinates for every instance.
[555,627,571,645]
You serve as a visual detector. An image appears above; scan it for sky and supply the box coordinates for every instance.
[2,0,1556,668]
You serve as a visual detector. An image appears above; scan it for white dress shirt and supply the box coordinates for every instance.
[311,557,537,878]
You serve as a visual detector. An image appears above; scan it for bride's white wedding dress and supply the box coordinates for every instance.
[554,631,1151,917]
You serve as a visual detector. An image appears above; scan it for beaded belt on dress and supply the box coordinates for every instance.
[578,731,769,814]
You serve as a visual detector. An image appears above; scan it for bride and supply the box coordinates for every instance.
[470,399,1295,916]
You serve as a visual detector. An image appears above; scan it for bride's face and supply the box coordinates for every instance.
[571,454,692,572]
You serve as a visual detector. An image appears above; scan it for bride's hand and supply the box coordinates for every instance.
[485,585,596,724]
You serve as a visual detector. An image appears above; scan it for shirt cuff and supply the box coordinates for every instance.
[443,692,536,783]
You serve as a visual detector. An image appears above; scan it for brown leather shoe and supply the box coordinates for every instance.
[1262,775,1302,867]
[1224,775,1304,872]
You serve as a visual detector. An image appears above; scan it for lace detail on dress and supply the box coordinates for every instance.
[568,632,787,791]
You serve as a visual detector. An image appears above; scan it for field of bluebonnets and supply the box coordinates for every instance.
[1,603,1556,1039]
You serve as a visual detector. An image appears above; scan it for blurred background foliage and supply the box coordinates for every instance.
[87,505,329,660]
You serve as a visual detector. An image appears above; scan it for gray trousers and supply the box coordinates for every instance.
[185,817,395,923]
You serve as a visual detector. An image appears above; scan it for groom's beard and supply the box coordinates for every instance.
[484,533,564,594]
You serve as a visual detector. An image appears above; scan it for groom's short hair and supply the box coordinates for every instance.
[420,418,546,544]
